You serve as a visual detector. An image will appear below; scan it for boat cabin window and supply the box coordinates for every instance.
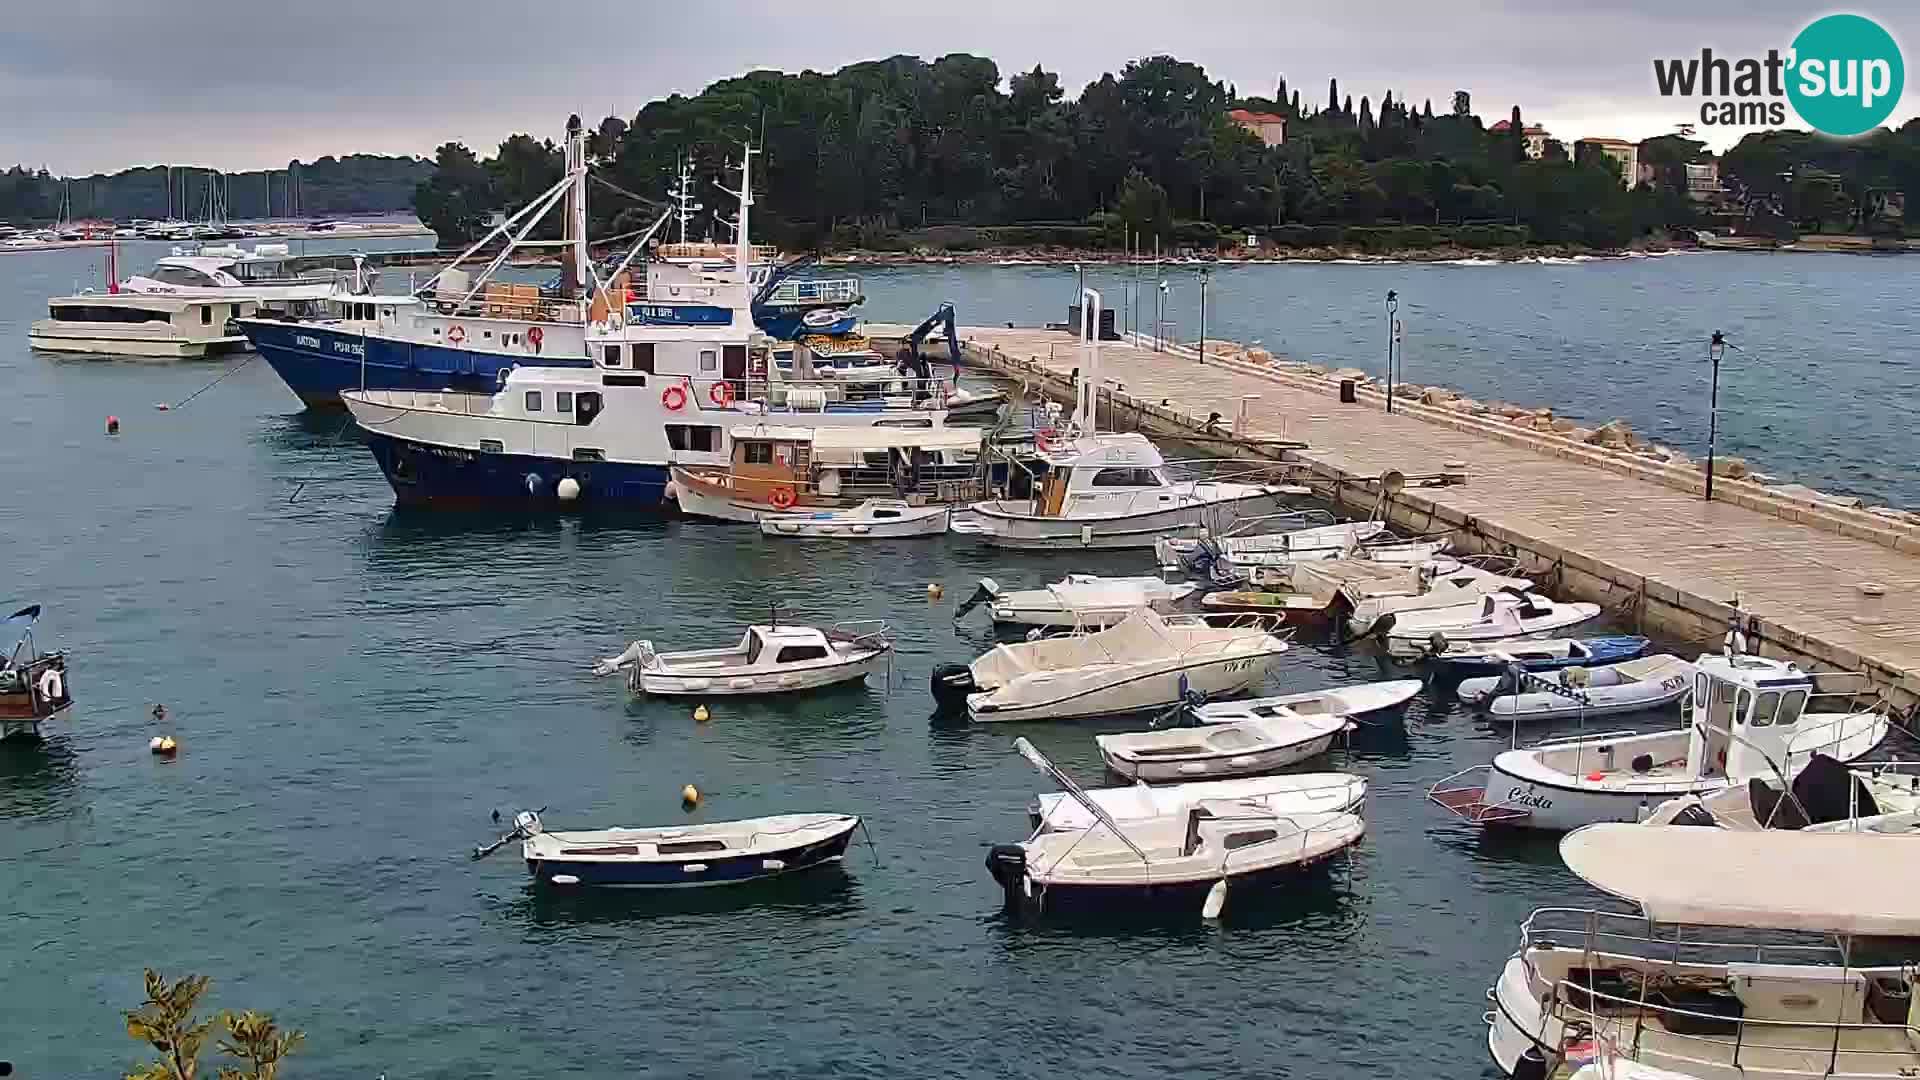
[873,509,902,519]
[50,305,171,323]
[479,439,503,454]
[632,343,655,373]
[524,391,542,412]
[1089,467,1164,488]
[741,441,774,465]
[200,305,213,325]
[603,344,621,366]
[1707,678,1738,729]
[1223,829,1278,851]
[664,424,720,452]
[1734,688,1752,727]
[152,265,220,287]
[1777,689,1808,727]
[774,644,829,663]
[700,349,718,372]
[555,391,573,414]
[571,448,605,462]
[1751,690,1781,727]
[575,391,602,425]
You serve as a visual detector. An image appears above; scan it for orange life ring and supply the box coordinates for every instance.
[447,324,466,345]
[662,385,688,412]
[768,485,797,510]
[709,381,735,407]
[527,325,543,349]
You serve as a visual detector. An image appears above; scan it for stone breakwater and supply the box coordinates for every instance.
[1191,338,1920,526]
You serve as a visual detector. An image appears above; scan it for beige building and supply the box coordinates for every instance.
[1489,120,1552,159]
[1226,109,1286,147]
[1578,137,1642,188]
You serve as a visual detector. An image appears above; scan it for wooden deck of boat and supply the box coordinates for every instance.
[870,323,1920,708]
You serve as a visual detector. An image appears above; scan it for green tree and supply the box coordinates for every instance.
[123,969,303,1080]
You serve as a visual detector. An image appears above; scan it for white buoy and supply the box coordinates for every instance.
[556,477,581,502]
[1202,879,1228,920]
[926,583,943,601]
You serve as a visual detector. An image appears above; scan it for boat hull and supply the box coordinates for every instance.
[969,491,1290,550]
[1101,730,1342,782]
[757,509,950,539]
[28,327,245,359]
[364,430,672,510]
[526,823,856,888]
[987,832,1358,915]
[244,320,589,409]
[634,651,885,696]
[968,650,1286,722]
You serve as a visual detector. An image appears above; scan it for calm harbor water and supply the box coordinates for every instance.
[0,244,1911,1078]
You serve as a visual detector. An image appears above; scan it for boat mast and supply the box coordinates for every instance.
[720,142,757,287]
[567,116,590,300]
[670,157,700,246]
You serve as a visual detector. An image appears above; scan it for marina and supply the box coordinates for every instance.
[8,188,1920,1080]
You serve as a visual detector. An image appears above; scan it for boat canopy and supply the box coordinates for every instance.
[1561,823,1920,936]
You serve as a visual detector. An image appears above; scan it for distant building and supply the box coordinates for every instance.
[1684,160,1722,202]
[1578,137,1641,188]
[1227,109,1287,147]
[1489,120,1552,159]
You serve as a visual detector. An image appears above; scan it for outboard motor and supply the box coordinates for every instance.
[951,578,1000,623]
[930,663,978,708]
[985,844,1028,904]
[1511,1046,1550,1080]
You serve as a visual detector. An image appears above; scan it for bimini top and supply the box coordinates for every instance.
[1561,823,1920,936]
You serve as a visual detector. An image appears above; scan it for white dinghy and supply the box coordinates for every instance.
[595,619,891,696]
[955,574,1198,628]
[1378,589,1601,658]
[1030,773,1367,833]
[1192,679,1422,724]
[930,609,1288,722]
[1457,654,1696,720]
[1097,711,1352,782]
[1429,649,1891,831]
[477,810,861,888]
[758,498,950,539]
[988,738,1364,917]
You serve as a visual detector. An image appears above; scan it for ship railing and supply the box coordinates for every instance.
[657,242,777,264]
[419,289,584,324]
[1519,907,1845,968]
[624,280,736,306]
[762,277,862,306]
[827,619,893,651]
[1550,977,1919,1080]
[352,388,498,418]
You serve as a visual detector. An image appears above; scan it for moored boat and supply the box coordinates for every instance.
[1457,654,1696,720]
[956,574,1198,628]
[1378,590,1603,658]
[1192,679,1423,724]
[1431,635,1651,674]
[594,619,891,696]
[1,605,73,740]
[1029,772,1368,832]
[482,809,861,888]
[1096,711,1351,782]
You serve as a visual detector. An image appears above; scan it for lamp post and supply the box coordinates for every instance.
[1155,280,1170,351]
[1198,266,1210,364]
[1385,290,1399,414]
[1706,330,1725,501]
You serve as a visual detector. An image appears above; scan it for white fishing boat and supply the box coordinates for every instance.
[1457,654,1696,720]
[1428,649,1891,831]
[1029,772,1368,832]
[1378,590,1602,658]
[1192,679,1423,724]
[988,738,1365,917]
[594,619,891,696]
[757,498,950,539]
[930,609,1288,722]
[954,574,1198,628]
[1097,711,1352,782]
[962,431,1301,550]
[477,809,861,888]
[1487,824,1920,1080]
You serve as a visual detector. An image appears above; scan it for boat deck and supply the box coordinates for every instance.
[874,324,1920,710]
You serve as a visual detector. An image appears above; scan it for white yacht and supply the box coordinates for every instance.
[28,292,253,358]
[1488,824,1920,1080]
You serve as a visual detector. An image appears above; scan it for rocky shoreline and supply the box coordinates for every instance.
[824,240,1680,266]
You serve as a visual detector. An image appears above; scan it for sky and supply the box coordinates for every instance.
[3,0,1914,175]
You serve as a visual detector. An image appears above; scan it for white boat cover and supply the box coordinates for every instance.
[1561,823,1920,936]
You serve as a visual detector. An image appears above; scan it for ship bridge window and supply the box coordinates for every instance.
[524,391,542,412]
[665,424,720,452]
[1089,467,1163,488]
[742,442,774,465]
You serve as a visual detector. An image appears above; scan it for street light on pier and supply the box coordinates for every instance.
[1705,330,1726,502]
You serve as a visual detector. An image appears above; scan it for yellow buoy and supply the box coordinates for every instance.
[680,783,701,809]
[927,583,944,601]
[150,735,178,757]
[693,704,710,723]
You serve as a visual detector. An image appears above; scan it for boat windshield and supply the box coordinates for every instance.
[1088,467,1164,488]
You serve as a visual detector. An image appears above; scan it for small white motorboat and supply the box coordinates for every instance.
[990,740,1363,917]
[1428,649,1891,831]
[1457,654,1696,720]
[1340,559,1536,635]
[930,609,1289,722]
[1378,590,1602,658]
[1156,521,1396,580]
[476,809,861,888]
[1030,772,1367,832]
[1191,679,1423,724]
[956,574,1197,628]
[758,498,950,539]
[594,620,891,696]
[1097,712,1352,782]
[943,386,1008,419]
